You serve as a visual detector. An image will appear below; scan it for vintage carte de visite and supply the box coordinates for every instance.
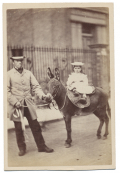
[3,3,115,171]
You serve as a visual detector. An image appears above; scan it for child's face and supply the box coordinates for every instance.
[74,66,82,73]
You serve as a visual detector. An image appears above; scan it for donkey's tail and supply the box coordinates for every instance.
[106,100,111,119]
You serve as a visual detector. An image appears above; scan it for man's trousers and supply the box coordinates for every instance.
[14,101,45,151]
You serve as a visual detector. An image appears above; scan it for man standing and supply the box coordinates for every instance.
[7,48,54,156]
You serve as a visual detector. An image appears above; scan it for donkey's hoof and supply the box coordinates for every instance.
[97,135,101,139]
[103,136,107,140]
[64,143,71,148]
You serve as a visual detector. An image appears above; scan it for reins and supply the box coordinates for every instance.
[21,104,49,107]
[59,93,67,110]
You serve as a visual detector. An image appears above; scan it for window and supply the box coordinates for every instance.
[82,23,94,34]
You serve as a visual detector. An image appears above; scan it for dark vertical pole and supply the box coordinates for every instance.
[7,45,9,71]
[46,47,49,79]
[31,45,34,75]
[40,47,43,80]
[42,47,44,79]
[35,46,37,81]
[34,46,37,80]
[23,45,25,69]
[50,47,53,73]
[10,45,13,69]
[37,46,40,83]
[44,47,47,78]
[26,46,28,70]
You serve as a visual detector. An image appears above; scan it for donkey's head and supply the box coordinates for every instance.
[47,67,62,98]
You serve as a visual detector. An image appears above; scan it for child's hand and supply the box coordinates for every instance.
[73,88,76,92]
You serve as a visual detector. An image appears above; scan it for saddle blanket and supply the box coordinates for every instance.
[67,89,91,109]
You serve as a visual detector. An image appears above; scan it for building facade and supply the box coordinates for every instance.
[7,7,110,92]
[7,8,109,48]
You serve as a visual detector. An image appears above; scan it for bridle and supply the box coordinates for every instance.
[52,85,61,99]
[48,79,67,111]
[51,93,67,111]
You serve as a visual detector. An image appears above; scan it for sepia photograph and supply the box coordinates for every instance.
[3,3,115,171]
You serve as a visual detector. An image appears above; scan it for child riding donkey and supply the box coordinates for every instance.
[67,62,95,104]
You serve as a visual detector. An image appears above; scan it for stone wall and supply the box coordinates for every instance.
[7,9,33,45]
[7,8,109,48]
[7,8,71,47]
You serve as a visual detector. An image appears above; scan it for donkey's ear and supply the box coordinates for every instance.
[55,68,60,81]
[47,67,54,79]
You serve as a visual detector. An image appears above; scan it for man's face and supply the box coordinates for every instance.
[13,59,23,69]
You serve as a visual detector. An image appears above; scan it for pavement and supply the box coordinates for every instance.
[7,113,112,169]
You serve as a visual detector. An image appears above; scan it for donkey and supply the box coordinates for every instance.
[48,67,111,148]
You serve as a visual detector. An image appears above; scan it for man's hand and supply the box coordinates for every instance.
[15,101,21,109]
[42,93,53,103]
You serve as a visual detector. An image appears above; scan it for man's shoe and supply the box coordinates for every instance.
[18,149,26,156]
[38,145,54,153]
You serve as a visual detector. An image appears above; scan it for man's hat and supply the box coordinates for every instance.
[10,49,25,60]
[71,62,84,66]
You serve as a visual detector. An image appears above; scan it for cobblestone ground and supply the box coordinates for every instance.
[8,114,112,168]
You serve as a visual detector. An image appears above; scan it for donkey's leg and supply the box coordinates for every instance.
[94,109,105,139]
[97,119,104,139]
[64,114,72,148]
[94,105,109,140]
[97,118,104,139]
[103,112,109,140]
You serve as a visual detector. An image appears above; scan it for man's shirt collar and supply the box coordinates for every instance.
[13,67,26,75]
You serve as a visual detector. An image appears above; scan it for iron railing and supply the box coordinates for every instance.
[7,45,103,87]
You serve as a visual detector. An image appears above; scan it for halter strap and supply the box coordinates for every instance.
[50,81,67,111]
[51,92,67,111]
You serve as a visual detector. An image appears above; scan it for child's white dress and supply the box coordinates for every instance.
[67,72,94,94]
